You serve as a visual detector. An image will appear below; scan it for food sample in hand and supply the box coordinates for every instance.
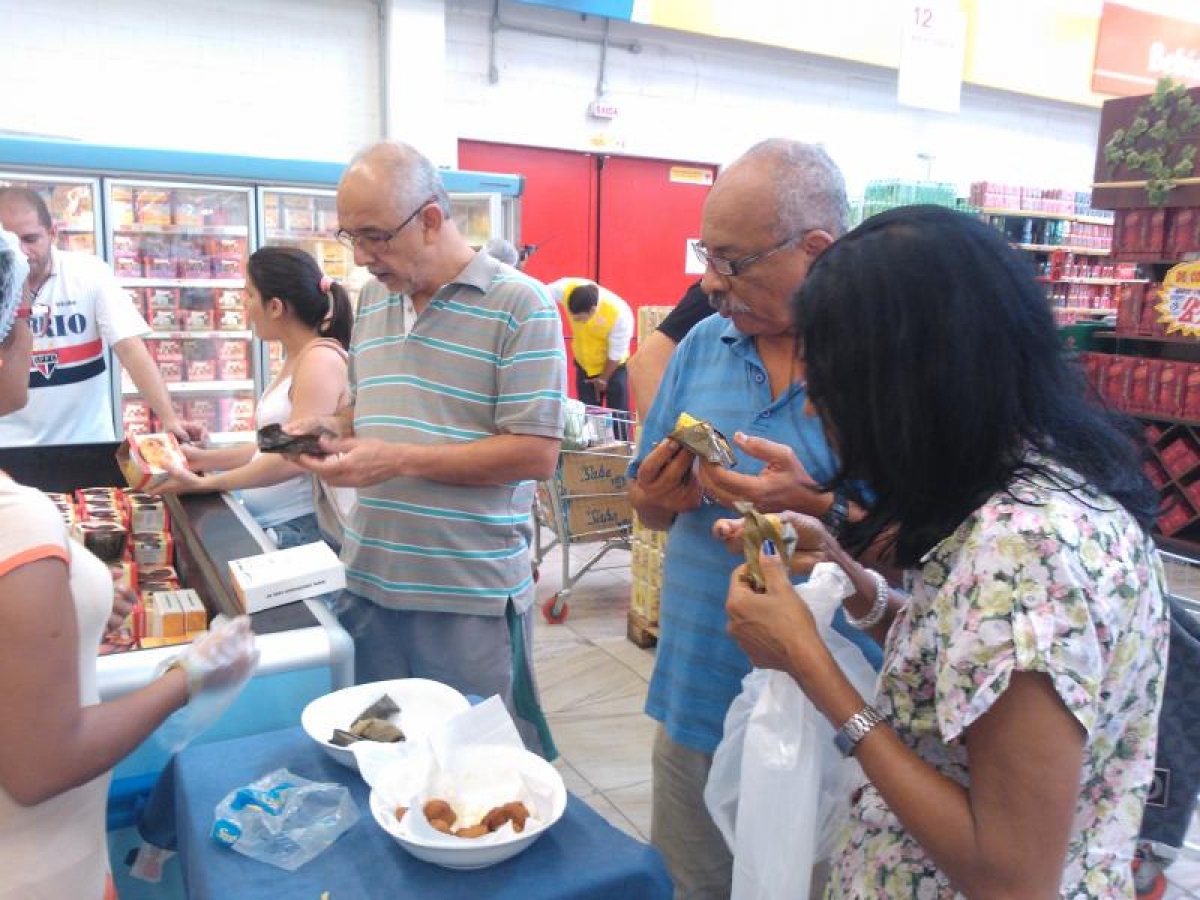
[256,422,336,457]
[669,412,737,467]
[735,501,797,592]
[328,693,406,746]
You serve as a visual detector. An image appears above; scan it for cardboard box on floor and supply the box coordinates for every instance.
[228,541,345,614]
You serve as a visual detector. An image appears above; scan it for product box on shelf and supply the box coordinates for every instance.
[1167,208,1199,257]
[1103,356,1135,409]
[1128,358,1159,414]
[1158,362,1185,418]
[1159,490,1194,536]
[172,191,208,228]
[134,189,172,226]
[1184,480,1200,516]
[1161,435,1200,480]
[150,308,178,331]
[1146,459,1170,491]
[1185,364,1200,421]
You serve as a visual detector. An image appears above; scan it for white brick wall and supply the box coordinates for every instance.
[0,0,1103,194]
[0,0,380,162]
[445,0,1102,197]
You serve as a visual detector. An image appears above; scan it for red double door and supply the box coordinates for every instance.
[458,140,716,404]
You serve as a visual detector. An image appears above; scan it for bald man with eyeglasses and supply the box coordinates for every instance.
[289,141,568,758]
[628,139,882,899]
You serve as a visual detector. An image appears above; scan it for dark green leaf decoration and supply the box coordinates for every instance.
[1103,77,1200,206]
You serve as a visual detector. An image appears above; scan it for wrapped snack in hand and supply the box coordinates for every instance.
[256,423,335,457]
[735,501,797,592]
[669,412,737,468]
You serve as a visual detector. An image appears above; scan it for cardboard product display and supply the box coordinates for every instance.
[228,541,345,614]
[542,492,634,542]
[557,441,634,496]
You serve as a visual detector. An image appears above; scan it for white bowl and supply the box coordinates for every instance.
[368,745,567,870]
[300,678,471,770]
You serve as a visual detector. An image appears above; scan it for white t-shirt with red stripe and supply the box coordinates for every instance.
[0,476,113,899]
[0,249,150,446]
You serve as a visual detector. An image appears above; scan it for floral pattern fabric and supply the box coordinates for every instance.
[827,460,1170,898]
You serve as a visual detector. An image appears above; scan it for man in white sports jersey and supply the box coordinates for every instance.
[0,187,188,446]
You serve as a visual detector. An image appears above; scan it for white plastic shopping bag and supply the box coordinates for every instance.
[704,563,879,900]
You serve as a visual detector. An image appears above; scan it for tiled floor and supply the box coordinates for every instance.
[533,547,1200,896]
[531,539,656,842]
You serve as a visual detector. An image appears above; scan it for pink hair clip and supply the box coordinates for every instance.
[319,275,333,293]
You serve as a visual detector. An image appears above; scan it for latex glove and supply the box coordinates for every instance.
[159,615,259,701]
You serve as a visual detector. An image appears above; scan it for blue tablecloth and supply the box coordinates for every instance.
[173,726,673,899]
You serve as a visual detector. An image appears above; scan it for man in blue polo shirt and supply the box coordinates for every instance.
[629,139,879,899]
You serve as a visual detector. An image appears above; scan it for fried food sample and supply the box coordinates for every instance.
[411,798,535,838]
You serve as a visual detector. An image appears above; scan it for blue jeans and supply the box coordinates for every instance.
[266,513,341,609]
[265,512,324,549]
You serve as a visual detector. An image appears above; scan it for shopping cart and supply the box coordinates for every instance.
[534,408,636,624]
[1134,577,1200,899]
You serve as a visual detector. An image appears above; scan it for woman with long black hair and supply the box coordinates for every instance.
[156,246,353,548]
[724,205,1168,898]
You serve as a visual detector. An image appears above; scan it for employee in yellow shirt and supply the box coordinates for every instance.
[550,278,634,439]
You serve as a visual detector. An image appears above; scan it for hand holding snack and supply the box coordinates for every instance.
[701,431,830,515]
[668,412,737,467]
[285,414,351,447]
[713,509,829,578]
[633,437,704,514]
[735,502,798,592]
[257,423,336,458]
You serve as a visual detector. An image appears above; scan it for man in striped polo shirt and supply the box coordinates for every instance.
[293,141,567,756]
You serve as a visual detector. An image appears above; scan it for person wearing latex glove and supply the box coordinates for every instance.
[0,228,258,899]
[157,615,260,700]
[723,206,1167,898]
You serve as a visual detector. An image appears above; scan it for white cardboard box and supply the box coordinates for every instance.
[228,541,345,614]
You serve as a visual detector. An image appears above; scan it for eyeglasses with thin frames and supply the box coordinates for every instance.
[335,196,437,251]
[691,230,811,278]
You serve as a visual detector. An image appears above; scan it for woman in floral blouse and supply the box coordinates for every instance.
[724,205,1169,898]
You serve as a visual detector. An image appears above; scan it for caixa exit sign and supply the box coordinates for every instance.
[588,100,620,119]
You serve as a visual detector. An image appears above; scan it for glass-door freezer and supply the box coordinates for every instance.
[0,171,102,256]
[104,179,259,441]
[258,186,369,379]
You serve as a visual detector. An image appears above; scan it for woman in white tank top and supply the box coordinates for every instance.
[154,246,353,549]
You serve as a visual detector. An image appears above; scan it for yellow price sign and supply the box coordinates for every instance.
[1158,262,1200,336]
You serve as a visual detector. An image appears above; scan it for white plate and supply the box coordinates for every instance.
[300,678,471,770]
[368,745,567,870]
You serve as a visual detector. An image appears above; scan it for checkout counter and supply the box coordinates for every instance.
[0,442,353,826]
